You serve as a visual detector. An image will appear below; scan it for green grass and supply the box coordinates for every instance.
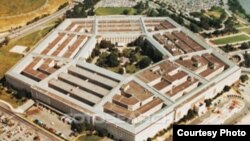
[0,0,46,16]
[0,87,23,108]
[95,7,136,16]
[0,26,54,77]
[235,24,245,28]
[76,135,102,141]
[211,34,250,45]
[205,7,224,18]
[239,27,250,35]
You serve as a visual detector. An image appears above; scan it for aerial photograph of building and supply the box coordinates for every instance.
[0,0,250,141]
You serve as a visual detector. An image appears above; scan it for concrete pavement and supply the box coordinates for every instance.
[0,104,62,141]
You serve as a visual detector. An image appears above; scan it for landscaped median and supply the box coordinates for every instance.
[210,33,250,46]
[239,26,250,35]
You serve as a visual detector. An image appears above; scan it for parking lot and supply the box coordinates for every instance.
[199,98,245,124]
[26,104,73,141]
[0,108,53,141]
[191,88,246,125]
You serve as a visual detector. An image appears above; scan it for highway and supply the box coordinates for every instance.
[0,103,62,141]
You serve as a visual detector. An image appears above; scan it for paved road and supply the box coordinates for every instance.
[0,104,62,141]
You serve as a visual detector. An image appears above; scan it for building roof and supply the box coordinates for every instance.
[6,16,239,135]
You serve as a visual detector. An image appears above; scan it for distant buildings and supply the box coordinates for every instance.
[6,16,241,141]
[164,0,221,13]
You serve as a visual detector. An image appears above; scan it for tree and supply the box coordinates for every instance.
[199,16,211,30]
[66,3,87,18]
[205,99,212,107]
[157,8,169,16]
[147,8,158,17]
[107,52,119,67]
[0,36,10,47]
[224,44,235,52]
[118,68,124,74]
[15,90,31,99]
[190,23,201,33]
[122,49,133,58]
[134,1,146,14]
[123,9,130,15]
[137,57,151,69]
[129,52,137,63]
[58,2,69,11]
[223,85,231,92]
[96,52,109,67]
[147,138,152,141]
[100,40,114,48]
[244,52,250,67]
[71,116,85,133]
[97,128,108,137]
[33,136,41,141]
[88,8,95,16]
[240,43,250,49]
[91,48,101,57]
[240,75,249,83]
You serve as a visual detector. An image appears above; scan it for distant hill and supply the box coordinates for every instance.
[0,0,46,17]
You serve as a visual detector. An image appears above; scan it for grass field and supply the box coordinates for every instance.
[0,25,55,77]
[76,135,102,141]
[95,7,136,16]
[211,34,250,45]
[0,88,23,108]
[0,0,46,17]
[239,27,250,35]
[205,7,224,18]
[0,0,69,32]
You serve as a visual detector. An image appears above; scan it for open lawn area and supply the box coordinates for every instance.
[0,87,24,108]
[0,26,54,77]
[211,34,250,45]
[239,27,250,35]
[205,7,224,18]
[76,135,102,141]
[0,0,69,32]
[95,7,136,16]
[0,0,46,17]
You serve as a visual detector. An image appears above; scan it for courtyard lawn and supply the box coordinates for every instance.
[205,7,224,18]
[126,64,140,74]
[211,34,250,45]
[95,7,136,16]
